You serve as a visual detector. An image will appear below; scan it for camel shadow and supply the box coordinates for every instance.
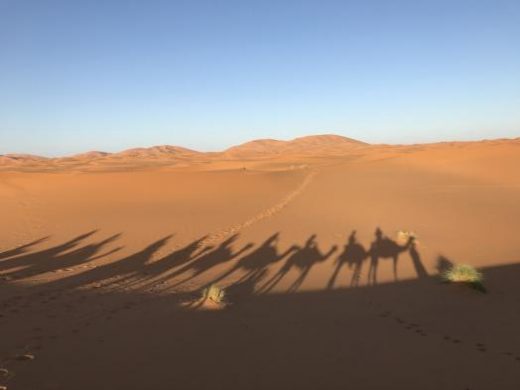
[367,227,415,285]
[0,231,121,280]
[0,236,50,261]
[168,234,253,288]
[328,230,368,289]
[205,233,295,291]
[261,235,336,293]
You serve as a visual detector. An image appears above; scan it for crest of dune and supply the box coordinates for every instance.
[69,151,112,160]
[223,134,367,158]
[115,145,200,159]
[2,135,520,170]
[0,154,49,165]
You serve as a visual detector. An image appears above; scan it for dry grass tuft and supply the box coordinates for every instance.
[202,284,226,304]
[441,263,486,292]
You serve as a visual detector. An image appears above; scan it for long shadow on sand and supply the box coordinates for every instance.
[260,235,337,293]
[1,248,519,390]
[0,231,120,279]
[165,234,254,288]
[0,236,50,261]
[45,235,172,290]
[204,233,296,289]
[0,228,429,299]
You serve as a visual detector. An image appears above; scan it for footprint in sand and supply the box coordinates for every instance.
[378,308,520,360]
[476,343,487,352]
[443,335,462,344]
[198,169,316,247]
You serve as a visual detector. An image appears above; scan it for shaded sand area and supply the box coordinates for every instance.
[1,135,520,389]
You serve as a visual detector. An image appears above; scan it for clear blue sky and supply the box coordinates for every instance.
[1,0,519,156]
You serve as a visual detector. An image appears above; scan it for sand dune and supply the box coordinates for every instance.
[62,151,112,160]
[115,145,200,159]
[223,134,366,158]
[1,134,366,170]
[1,135,520,389]
[0,154,49,166]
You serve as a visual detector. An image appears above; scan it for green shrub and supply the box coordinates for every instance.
[441,264,486,292]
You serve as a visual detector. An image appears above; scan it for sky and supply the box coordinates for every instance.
[1,0,519,156]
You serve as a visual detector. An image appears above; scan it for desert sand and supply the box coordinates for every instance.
[1,134,520,389]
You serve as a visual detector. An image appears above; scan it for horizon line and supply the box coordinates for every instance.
[2,133,520,159]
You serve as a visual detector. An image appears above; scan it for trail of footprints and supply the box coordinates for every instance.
[1,258,195,386]
[2,287,520,386]
[376,308,520,363]
[0,168,315,387]
[198,169,317,247]
[0,285,154,388]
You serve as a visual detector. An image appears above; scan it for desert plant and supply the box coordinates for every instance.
[202,284,226,304]
[441,263,486,292]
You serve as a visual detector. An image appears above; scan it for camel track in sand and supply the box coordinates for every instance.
[0,168,317,342]
[0,169,320,373]
[2,168,318,293]
[138,168,318,293]
[196,168,318,248]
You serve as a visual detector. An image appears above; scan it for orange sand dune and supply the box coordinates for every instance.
[1,135,520,389]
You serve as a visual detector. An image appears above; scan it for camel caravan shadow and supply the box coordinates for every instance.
[0,227,428,302]
[4,229,520,390]
[327,227,427,289]
[183,227,426,299]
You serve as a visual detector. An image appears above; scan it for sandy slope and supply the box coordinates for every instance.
[1,136,520,389]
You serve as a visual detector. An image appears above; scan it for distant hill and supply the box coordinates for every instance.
[114,145,200,159]
[65,151,112,160]
[224,134,367,157]
[5,134,518,170]
[0,154,49,165]
[0,135,367,167]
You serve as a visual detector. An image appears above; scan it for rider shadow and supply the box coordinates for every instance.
[327,230,367,289]
[261,235,336,293]
[0,236,50,261]
[0,230,110,279]
[127,235,212,288]
[206,233,296,291]
[49,235,171,289]
[169,234,253,288]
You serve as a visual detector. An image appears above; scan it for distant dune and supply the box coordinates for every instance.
[223,134,367,158]
[115,145,200,159]
[66,151,112,160]
[1,134,367,167]
[0,154,49,165]
[6,134,520,171]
